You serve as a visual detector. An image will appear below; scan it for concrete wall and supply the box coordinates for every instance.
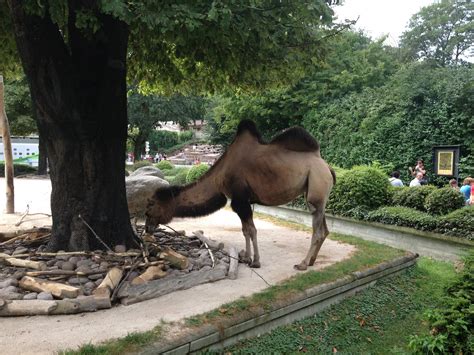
[253,205,473,262]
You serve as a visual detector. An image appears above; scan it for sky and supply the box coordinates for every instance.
[333,0,436,46]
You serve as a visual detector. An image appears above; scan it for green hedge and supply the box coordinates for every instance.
[186,164,209,183]
[172,168,190,185]
[130,160,152,171]
[367,206,473,240]
[327,166,391,217]
[0,163,37,177]
[392,185,437,211]
[424,187,466,215]
[155,160,174,171]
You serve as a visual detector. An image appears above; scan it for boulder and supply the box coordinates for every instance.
[126,175,169,216]
[129,166,164,179]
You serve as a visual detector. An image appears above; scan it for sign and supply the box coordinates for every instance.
[432,145,460,178]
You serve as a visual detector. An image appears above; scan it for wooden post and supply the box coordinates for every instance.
[0,75,14,213]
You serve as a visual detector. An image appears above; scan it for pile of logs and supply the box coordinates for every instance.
[0,227,240,316]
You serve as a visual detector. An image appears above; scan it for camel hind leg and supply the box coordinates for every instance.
[231,199,261,268]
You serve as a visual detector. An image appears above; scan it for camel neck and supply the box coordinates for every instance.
[174,170,227,218]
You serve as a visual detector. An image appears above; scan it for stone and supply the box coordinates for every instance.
[94,278,104,286]
[61,262,75,271]
[89,263,100,270]
[46,259,57,267]
[114,245,126,253]
[48,266,59,270]
[54,260,64,268]
[68,277,89,285]
[12,247,28,255]
[2,285,19,293]
[23,292,38,300]
[12,271,25,280]
[129,165,165,179]
[0,292,23,300]
[69,256,80,266]
[126,271,139,282]
[126,175,169,216]
[75,265,92,274]
[37,292,54,300]
[76,259,91,268]
[88,274,104,281]
[84,282,96,290]
[56,251,69,261]
[0,278,18,288]
[99,261,109,270]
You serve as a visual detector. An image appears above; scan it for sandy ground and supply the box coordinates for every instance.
[0,178,355,355]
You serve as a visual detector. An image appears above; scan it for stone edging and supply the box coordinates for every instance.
[253,205,473,262]
[138,254,418,354]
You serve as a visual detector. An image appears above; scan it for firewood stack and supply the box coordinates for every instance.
[0,227,239,316]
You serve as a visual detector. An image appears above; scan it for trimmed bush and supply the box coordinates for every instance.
[367,206,437,231]
[424,187,466,215]
[186,164,209,183]
[131,160,152,171]
[172,168,191,185]
[392,185,436,211]
[0,163,37,177]
[327,166,391,216]
[437,207,474,240]
[155,160,174,171]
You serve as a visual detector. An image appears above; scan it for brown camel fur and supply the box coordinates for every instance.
[146,120,335,270]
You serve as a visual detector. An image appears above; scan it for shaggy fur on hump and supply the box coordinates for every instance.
[237,119,320,152]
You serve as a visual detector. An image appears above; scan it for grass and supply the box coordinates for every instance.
[217,257,456,354]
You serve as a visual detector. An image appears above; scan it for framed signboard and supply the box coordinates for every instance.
[432,145,460,178]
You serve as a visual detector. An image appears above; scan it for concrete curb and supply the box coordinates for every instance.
[253,205,473,261]
[138,254,418,354]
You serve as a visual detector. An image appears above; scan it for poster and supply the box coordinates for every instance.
[437,151,454,176]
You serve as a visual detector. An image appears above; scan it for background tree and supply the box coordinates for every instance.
[2,0,337,251]
[400,1,474,66]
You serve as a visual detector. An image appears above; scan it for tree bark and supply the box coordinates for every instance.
[37,116,48,175]
[0,75,15,213]
[8,2,136,251]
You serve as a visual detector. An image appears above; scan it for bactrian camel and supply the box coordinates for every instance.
[145,120,335,270]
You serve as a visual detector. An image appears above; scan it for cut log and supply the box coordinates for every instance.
[227,246,239,280]
[118,263,228,305]
[92,267,123,298]
[0,253,47,270]
[131,265,167,285]
[160,248,189,270]
[0,297,111,316]
[192,230,224,251]
[25,270,105,277]
[19,276,80,299]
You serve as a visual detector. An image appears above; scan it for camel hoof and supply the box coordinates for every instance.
[240,256,252,265]
[294,262,308,271]
[250,261,261,268]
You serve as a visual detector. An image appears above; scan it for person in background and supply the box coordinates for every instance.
[389,171,404,187]
[449,179,459,190]
[409,159,427,184]
[460,177,472,205]
[409,172,424,187]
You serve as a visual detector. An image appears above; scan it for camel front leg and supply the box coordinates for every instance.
[231,199,260,268]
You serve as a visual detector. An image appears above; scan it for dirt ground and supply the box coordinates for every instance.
[0,178,355,355]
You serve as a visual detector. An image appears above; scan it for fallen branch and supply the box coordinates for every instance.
[204,242,215,268]
[25,270,105,277]
[93,267,123,298]
[19,276,80,299]
[192,230,224,251]
[0,253,47,270]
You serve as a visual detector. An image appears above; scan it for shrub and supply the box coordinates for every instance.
[172,168,190,185]
[409,249,474,354]
[392,185,437,211]
[327,166,391,216]
[437,207,474,240]
[367,206,437,231]
[131,160,152,171]
[424,187,466,215]
[155,160,174,171]
[186,164,209,183]
[0,163,37,177]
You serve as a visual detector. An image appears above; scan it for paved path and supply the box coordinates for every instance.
[0,178,355,354]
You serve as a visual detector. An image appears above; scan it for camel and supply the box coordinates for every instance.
[145,120,335,270]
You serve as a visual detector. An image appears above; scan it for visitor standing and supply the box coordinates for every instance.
[449,179,459,190]
[389,171,404,187]
[460,177,473,205]
[409,172,424,187]
[409,159,427,184]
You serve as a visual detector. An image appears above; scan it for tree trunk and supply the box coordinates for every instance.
[9,2,137,251]
[37,120,48,175]
[133,132,147,162]
[0,75,14,213]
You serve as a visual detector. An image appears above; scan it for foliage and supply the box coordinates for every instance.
[409,250,474,354]
[424,187,466,215]
[171,167,190,186]
[400,1,474,66]
[437,207,474,240]
[148,130,194,153]
[327,166,391,217]
[155,160,174,171]
[0,163,37,177]
[130,160,152,171]
[367,206,437,232]
[3,76,36,135]
[392,185,437,212]
[186,163,209,183]
[224,258,455,354]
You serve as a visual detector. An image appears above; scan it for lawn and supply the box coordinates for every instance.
[219,258,456,354]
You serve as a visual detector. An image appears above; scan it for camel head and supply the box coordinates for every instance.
[145,186,179,232]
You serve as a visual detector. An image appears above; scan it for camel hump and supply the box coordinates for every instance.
[270,127,320,152]
[236,120,263,141]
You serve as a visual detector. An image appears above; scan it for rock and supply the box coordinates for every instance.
[48,266,59,270]
[12,271,25,280]
[54,260,64,268]
[0,292,23,300]
[129,166,165,179]
[56,251,69,261]
[126,271,139,282]
[75,265,92,274]
[23,292,38,300]
[94,278,104,286]
[114,245,126,253]
[69,256,80,266]
[89,263,100,270]
[126,175,169,216]
[0,278,18,288]
[88,274,104,281]
[46,259,57,267]
[200,266,212,272]
[2,285,19,293]
[37,292,54,300]
[76,259,91,268]
[12,247,28,255]
[99,261,109,270]
[84,282,96,290]
[61,262,75,271]
[68,277,89,285]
